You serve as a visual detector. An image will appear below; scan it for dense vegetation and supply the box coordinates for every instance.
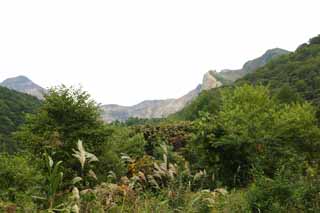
[170,87,222,121]
[0,86,41,152]
[240,35,320,107]
[1,35,320,212]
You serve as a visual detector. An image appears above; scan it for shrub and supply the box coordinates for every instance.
[0,153,43,211]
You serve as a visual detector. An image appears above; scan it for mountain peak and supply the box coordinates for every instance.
[215,48,290,83]
[2,75,32,83]
[241,48,290,74]
[265,48,289,54]
[1,75,46,99]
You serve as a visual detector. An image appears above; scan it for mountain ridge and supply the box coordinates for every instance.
[214,48,290,82]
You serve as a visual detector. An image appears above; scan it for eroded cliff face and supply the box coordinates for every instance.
[201,71,222,91]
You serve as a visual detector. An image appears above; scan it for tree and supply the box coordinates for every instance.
[309,34,320,45]
[188,84,320,187]
[15,85,111,179]
[276,84,301,104]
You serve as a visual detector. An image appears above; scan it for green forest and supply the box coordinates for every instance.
[1,35,320,212]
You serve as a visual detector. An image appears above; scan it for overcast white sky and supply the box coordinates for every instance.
[0,0,319,106]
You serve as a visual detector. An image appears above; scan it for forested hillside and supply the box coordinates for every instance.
[0,86,41,151]
[175,35,320,121]
[240,35,320,106]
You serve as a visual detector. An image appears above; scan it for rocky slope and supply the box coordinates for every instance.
[0,76,46,99]
[101,72,224,122]
[102,85,202,122]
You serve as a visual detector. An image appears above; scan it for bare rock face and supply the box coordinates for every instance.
[201,71,222,91]
[0,76,46,100]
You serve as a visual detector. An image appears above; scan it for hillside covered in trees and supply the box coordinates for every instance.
[1,35,320,212]
[174,35,320,121]
[0,86,40,151]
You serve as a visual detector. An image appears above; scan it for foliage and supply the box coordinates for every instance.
[171,88,222,120]
[0,86,40,152]
[0,153,43,211]
[212,190,251,212]
[239,35,320,113]
[72,140,99,188]
[97,126,147,179]
[14,85,111,180]
[186,84,320,188]
[2,34,320,212]
[123,117,164,126]
[246,168,320,212]
[42,153,64,210]
[133,121,195,155]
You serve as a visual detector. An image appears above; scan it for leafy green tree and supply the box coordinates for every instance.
[15,85,111,180]
[187,84,320,187]
[171,88,222,121]
[276,84,301,104]
[309,34,320,45]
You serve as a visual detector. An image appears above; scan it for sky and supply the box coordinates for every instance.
[0,0,319,106]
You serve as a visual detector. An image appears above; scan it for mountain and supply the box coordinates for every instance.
[213,48,290,83]
[1,47,289,123]
[172,49,290,120]
[102,48,289,122]
[173,35,320,121]
[0,85,41,151]
[101,70,228,122]
[240,35,320,107]
[102,85,202,122]
[0,76,46,99]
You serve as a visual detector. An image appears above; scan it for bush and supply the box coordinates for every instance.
[97,126,147,179]
[0,153,43,211]
[186,84,320,188]
[246,167,320,212]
